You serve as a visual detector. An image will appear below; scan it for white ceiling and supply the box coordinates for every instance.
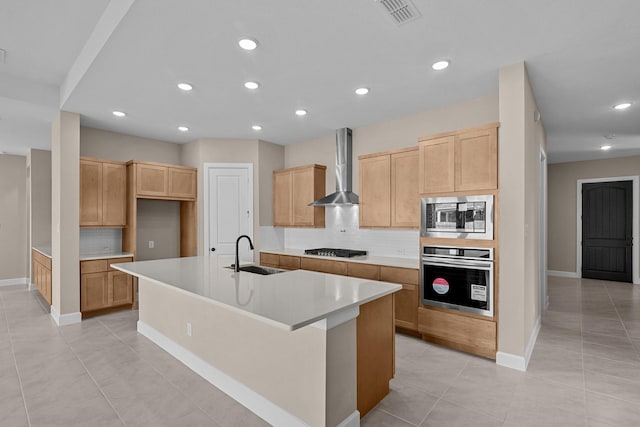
[1,0,639,163]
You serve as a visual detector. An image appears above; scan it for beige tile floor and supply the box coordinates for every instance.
[1,276,640,426]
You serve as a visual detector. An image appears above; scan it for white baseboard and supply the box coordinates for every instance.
[50,306,82,326]
[337,411,360,427]
[496,316,541,372]
[547,270,580,278]
[0,277,28,286]
[138,320,331,427]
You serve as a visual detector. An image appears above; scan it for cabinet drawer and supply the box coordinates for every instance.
[279,255,300,270]
[108,257,133,271]
[260,252,279,267]
[418,307,496,359]
[347,263,380,280]
[380,266,419,286]
[81,260,108,274]
[300,258,348,275]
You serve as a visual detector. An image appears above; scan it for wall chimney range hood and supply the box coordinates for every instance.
[308,128,359,206]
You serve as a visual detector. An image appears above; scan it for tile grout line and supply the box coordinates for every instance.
[56,319,128,427]
[0,289,33,427]
[98,315,225,427]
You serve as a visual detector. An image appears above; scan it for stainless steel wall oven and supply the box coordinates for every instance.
[421,245,494,317]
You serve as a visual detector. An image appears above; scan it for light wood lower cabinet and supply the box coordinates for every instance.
[418,307,497,359]
[300,257,348,275]
[380,266,419,331]
[31,250,52,304]
[80,257,133,316]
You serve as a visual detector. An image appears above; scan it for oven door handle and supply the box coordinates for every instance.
[422,259,493,270]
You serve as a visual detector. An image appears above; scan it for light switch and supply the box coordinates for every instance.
[148,240,155,249]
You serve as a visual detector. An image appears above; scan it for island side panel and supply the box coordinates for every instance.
[137,278,357,427]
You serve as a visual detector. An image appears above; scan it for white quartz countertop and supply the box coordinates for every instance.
[261,248,419,270]
[32,246,133,261]
[112,255,401,331]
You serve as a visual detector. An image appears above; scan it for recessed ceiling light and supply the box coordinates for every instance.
[252,125,262,131]
[432,60,450,71]
[112,111,126,117]
[178,126,189,132]
[295,109,308,116]
[355,87,369,95]
[238,38,258,51]
[613,102,631,110]
[601,145,612,151]
[177,83,193,91]
[244,81,259,90]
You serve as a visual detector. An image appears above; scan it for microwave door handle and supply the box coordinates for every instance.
[423,259,492,270]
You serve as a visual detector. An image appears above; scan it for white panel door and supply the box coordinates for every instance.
[208,166,252,261]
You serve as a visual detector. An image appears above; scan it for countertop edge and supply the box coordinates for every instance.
[32,246,134,261]
[260,248,419,270]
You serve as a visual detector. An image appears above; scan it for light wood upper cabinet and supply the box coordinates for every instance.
[359,147,419,228]
[273,164,326,228]
[80,158,126,227]
[419,123,498,194]
[130,161,197,200]
[418,136,455,194]
[455,126,498,191]
[359,154,391,228]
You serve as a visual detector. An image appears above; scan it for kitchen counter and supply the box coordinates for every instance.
[32,246,133,261]
[113,255,400,331]
[261,248,419,270]
[112,254,399,426]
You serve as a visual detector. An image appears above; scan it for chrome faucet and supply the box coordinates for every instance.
[235,235,254,272]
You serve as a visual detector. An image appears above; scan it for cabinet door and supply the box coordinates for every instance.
[273,171,292,226]
[390,149,419,228]
[44,266,52,305]
[419,136,455,194]
[394,284,419,330]
[455,127,498,191]
[81,272,109,312]
[168,168,196,199]
[109,271,133,306]
[359,155,391,227]
[292,167,315,226]
[102,162,126,226]
[80,160,102,226]
[136,164,168,197]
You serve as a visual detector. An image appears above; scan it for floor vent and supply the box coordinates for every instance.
[376,0,422,26]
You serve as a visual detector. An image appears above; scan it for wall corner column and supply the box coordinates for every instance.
[51,111,81,325]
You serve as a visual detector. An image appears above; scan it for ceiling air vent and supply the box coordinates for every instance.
[376,0,422,26]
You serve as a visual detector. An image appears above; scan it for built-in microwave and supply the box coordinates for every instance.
[421,195,494,240]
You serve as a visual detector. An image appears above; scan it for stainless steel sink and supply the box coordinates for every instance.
[226,265,286,275]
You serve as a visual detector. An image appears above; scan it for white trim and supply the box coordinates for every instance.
[547,270,580,279]
[337,411,360,427]
[0,277,28,286]
[310,306,359,330]
[496,316,541,372]
[576,176,639,284]
[50,306,82,326]
[203,163,254,257]
[539,148,548,313]
[138,320,321,427]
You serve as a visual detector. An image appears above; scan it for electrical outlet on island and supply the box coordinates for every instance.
[148,240,154,249]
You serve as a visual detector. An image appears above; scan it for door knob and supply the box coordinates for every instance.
[210,248,216,252]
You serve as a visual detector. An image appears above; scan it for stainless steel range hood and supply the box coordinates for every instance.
[309,128,359,206]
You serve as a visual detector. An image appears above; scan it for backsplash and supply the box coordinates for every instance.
[80,228,122,254]
[260,206,419,259]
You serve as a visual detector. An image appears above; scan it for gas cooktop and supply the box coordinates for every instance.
[304,248,367,258]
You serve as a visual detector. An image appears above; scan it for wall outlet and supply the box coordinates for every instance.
[186,322,192,337]
[148,240,154,249]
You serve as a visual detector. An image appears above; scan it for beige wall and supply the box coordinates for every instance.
[135,199,180,261]
[0,155,27,280]
[258,140,285,226]
[498,62,546,361]
[51,111,80,316]
[80,127,181,164]
[284,94,499,193]
[28,149,52,248]
[548,155,640,272]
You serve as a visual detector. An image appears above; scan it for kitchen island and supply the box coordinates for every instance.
[113,255,401,427]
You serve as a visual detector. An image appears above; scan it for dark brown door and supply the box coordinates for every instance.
[582,181,632,282]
